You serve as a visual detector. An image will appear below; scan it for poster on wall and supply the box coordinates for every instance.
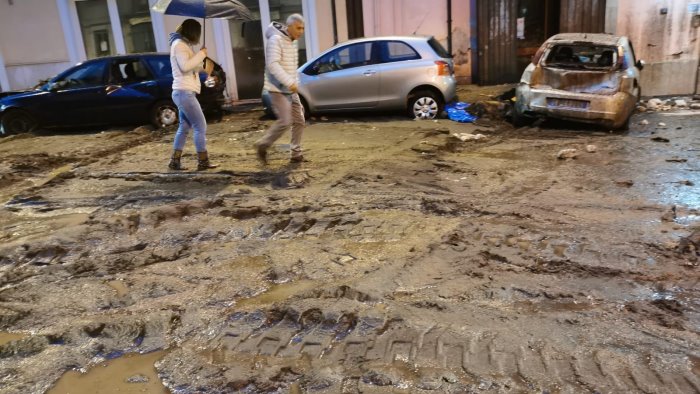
[517,17,525,39]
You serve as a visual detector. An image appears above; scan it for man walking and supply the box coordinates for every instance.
[255,14,306,164]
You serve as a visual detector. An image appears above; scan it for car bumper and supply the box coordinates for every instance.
[516,84,635,128]
[439,76,457,103]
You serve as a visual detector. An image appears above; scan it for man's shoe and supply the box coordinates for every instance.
[256,146,268,164]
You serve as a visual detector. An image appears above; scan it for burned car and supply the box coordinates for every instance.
[513,33,644,130]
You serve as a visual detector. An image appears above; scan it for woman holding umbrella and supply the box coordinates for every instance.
[167,19,217,171]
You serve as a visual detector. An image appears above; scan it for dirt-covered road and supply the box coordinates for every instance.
[0,89,698,393]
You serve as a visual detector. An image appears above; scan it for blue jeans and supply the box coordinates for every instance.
[172,90,207,152]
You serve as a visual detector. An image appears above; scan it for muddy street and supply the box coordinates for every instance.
[0,94,698,393]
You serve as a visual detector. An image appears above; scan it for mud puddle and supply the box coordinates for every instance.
[47,351,168,394]
[0,332,28,346]
[235,279,319,310]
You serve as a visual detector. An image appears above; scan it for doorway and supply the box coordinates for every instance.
[476,0,605,85]
[229,0,308,100]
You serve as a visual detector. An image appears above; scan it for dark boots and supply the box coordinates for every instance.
[169,150,218,171]
[196,151,218,171]
[168,150,186,170]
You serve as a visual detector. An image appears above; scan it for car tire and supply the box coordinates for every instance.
[0,109,38,136]
[408,90,443,120]
[150,100,178,128]
[511,103,530,127]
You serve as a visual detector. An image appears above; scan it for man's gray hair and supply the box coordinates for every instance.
[286,13,305,25]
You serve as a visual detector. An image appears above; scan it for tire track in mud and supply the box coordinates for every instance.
[156,286,699,393]
[1,115,699,393]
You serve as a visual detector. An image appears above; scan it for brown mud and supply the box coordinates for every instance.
[0,87,698,393]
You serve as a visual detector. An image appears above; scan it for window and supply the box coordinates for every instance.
[544,45,619,69]
[427,37,451,58]
[145,57,172,78]
[76,0,115,58]
[116,0,156,53]
[310,42,373,75]
[384,41,420,62]
[55,61,107,89]
[109,59,153,84]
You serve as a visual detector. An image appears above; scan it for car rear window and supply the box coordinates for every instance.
[428,38,451,58]
[384,41,420,62]
[544,44,619,69]
[146,57,173,78]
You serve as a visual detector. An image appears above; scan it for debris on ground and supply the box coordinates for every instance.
[586,145,598,153]
[640,119,649,125]
[452,133,487,141]
[674,99,688,108]
[615,180,635,187]
[556,148,578,160]
[652,136,670,142]
[445,102,477,123]
[661,205,677,222]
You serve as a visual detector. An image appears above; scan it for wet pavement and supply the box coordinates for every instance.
[0,87,698,393]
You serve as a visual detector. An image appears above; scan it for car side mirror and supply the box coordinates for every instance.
[636,59,645,70]
[304,63,319,76]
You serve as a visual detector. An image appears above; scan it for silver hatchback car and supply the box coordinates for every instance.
[266,36,456,119]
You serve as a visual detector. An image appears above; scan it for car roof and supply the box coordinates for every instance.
[546,33,623,46]
[334,35,434,46]
[79,53,168,64]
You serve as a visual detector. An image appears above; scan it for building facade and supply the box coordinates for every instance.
[0,0,697,99]
[608,0,700,96]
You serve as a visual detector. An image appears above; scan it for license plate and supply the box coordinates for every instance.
[547,98,590,109]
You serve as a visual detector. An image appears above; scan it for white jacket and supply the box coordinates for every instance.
[263,22,299,94]
[170,38,205,94]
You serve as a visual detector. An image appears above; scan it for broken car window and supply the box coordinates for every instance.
[543,45,619,70]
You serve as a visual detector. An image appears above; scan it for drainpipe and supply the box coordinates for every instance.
[447,0,453,55]
[331,0,338,45]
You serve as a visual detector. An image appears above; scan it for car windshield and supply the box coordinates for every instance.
[543,44,619,70]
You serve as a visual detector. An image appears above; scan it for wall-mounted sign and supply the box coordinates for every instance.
[517,17,525,39]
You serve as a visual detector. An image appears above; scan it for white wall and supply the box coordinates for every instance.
[0,0,72,90]
[616,0,700,96]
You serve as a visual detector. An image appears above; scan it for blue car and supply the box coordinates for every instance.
[0,53,226,135]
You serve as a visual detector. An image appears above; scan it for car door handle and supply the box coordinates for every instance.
[363,70,376,76]
[105,85,121,94]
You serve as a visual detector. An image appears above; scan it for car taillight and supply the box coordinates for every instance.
[435,61,451,76]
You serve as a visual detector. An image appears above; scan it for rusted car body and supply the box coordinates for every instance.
[514,33,643,129]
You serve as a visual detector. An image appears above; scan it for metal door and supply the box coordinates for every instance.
[559,0,606,33]
[477,0,519,85]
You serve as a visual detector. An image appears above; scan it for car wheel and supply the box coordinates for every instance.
[0,109,38,136]
[511,103,530,127]
[408,90,442,120]
[150,100,178,128]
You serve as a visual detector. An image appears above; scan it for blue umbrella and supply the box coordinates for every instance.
[152,0,253,44]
